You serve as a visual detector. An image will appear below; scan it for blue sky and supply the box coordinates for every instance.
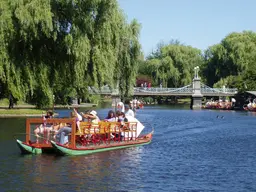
[118,0,256,56]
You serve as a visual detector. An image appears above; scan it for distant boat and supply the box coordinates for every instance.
[202,101,234,110]
[243,103,256,111]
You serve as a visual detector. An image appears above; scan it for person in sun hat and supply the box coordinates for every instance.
[80,110,91,122]
[81,110,100,124]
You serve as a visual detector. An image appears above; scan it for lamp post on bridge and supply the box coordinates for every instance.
[191,66,203,110]
[194,66,200,79]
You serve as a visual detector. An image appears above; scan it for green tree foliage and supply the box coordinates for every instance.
[140,41,203,87]
[202,31,256,91]
[0,0,141,107]
[114,19,142,100]
[140,32,256,92]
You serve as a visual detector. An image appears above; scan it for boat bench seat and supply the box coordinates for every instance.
[75,122,138,135]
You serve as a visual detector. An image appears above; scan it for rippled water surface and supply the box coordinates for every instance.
[1,105,256,192]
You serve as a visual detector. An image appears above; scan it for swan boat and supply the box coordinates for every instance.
[16,118,154,156]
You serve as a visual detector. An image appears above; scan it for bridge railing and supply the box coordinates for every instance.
[88,86,238,95]
[201,88,238,93]
[133,87,193,93]
[200,83,238,94]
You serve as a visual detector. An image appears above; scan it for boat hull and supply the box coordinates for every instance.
[243,105,256,111]
[51,132,153,156]
[16,139,42,154]
[16,140,55,154]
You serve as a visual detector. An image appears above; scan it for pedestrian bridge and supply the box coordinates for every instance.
[89,83,238,97]
[89,67,238,109]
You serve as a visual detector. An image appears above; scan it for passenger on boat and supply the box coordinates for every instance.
[54,110,84,145]
[81,110,100,124]
[108,111,126,140]
[34,110,53,143]
[104,110,117,122]
[41,110,53,127]
[81,110,100,140]
[73,108,83,121]
[124,105,135,118]
[35,124,67,143]
[55,125,72,145]
[80,110,91,122]
[116,111,126,124]
[44,110,53,119]
[73,108,83,134]
[117,102,125,112]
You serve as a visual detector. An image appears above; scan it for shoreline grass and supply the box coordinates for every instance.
[0,109,45,115]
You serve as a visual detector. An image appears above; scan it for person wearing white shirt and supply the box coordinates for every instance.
[81,110,100,124]
[124,105,135,117]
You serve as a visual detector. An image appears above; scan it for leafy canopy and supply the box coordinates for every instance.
[0,0,141,107]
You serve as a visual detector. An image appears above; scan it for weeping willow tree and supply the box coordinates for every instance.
[140,41,203,87]
[115,19,141,100]
[202,31,256,91]
[0,0,141,107]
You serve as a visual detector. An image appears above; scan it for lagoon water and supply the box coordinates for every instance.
[1,105,256,192]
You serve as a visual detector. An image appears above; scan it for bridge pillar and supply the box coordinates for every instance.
[191,67,203,109]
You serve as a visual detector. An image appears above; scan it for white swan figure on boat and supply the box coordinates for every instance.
[124,116,145,139]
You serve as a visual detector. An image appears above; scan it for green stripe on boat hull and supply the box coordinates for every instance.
[51,141,151,156]
[16,139,42,154]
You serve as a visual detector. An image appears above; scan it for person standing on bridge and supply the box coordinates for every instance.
[144,82,147,89]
